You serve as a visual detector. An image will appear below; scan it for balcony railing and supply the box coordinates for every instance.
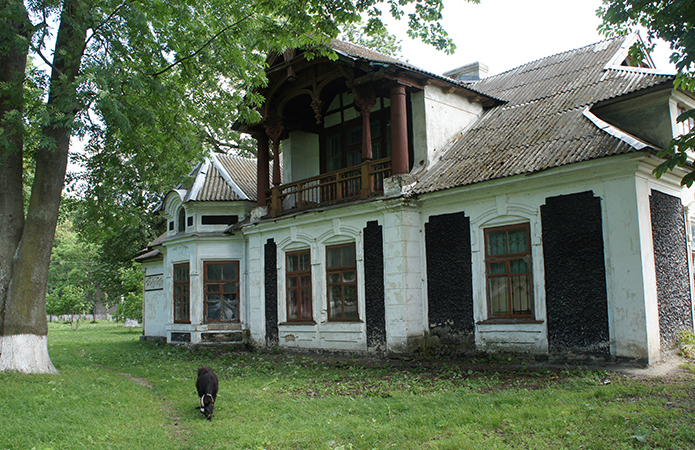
[267,157,392,216]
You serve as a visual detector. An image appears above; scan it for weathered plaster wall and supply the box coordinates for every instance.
[650,189,694,349]
[161,234,247,345]
[410,86,483,170]
[541,191,610,354]
[602,172,658,362]
[284,131,320,183]
[142,261,167,338]
[382,204,424,352]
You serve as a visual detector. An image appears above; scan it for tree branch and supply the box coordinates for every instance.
[82,0,130,54]
[151,10,257,78]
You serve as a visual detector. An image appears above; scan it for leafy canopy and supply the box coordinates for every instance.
[25,0,460,287]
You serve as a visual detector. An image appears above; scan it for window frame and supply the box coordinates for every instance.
[326,242,359,321]
[285,249,313,323]
[177,207,186,233]
[203,261,240,323]
[483,223,534,319]
[320,95,391,174]
[173,263,190,324]
[677,104,695,137]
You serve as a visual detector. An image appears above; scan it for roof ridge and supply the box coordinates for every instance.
[473,35,625,83]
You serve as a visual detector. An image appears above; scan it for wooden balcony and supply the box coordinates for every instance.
[267,158,392,216]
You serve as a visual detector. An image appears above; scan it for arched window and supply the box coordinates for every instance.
[178,207,186,233]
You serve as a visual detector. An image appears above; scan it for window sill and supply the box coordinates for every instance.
[326,319,364,324]
[477,318,544,325]
[279,321,317,326]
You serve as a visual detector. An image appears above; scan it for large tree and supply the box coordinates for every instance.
[598,0,695,185]
[0,0,458,373]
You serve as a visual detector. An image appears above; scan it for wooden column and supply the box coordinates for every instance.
[354,88,376,162]
[265,120,283,186]
[255,132,269,207]
[390,84,409,175]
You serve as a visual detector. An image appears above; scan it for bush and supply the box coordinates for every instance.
[677,330,695,359]
[117,292,143,323]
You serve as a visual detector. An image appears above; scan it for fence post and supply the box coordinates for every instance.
[271,187,281,216]
[360,162,370,198]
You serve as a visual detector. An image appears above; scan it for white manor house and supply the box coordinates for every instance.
[137,34,695,365]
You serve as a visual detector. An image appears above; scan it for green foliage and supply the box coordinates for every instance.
[46,285,90,329]
[340,18,403,57]
[2,322,694,450]
[597,0,695,184]
[48,205,99,300]
[677,330,695,359]
[117,292,143,323]
[115,264,143,322]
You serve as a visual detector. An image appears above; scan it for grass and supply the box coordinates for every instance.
[1,322,694,450]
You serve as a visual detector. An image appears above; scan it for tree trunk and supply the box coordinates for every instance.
[0,0,31,360]
[0,0,88,374]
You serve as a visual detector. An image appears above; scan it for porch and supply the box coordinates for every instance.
[266,157,392,216]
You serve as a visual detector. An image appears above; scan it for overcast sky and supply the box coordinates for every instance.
[385,0,675,77]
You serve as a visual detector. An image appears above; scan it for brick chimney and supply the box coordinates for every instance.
[443,62,489,82]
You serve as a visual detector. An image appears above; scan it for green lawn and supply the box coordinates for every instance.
[1,322,694,450]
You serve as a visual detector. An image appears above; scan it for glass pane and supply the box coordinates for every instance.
[175,286,181,296]
[299,252,311,271]
[183,286,189,295]
[207,284,220,292]
[222,294,237,320]
[327,248,342,268]
[328,272,341,284]
[182,302,189,321]
[326,135,341,172]
[288,290,299,320]
[346,126,361,146]
[373,142,382,160]
[222,282,238,293]
[288,276,297,288]
[343,270,356,284]
[342,246,355,267]
[174,299,181,321]
[344,285,357,318]
[300,275,311,287]
[300,288,312,319]
[487,231,507,256]
[489,278,509,316]
[324,112,341,128]
[511,275,531,314]
[287,254,298,272]
[223,263,237,281]
[207,264,221,281]
[207,294,221,320]
[508,228,528,253]
[329,286,343,318]
[489,262,506,275]
[371,120,381,138]
[510,259,529,274]
[347,148,361,167]
[343,92,354,106]
[344,107,358,122]
[327,95,341,112]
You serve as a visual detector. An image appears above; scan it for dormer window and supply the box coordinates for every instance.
[677,104,695,136]
[177,207,186,233]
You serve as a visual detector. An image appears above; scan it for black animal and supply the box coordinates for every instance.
[196,366,219,420]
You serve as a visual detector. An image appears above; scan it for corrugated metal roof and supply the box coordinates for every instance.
[413,36,674,195]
